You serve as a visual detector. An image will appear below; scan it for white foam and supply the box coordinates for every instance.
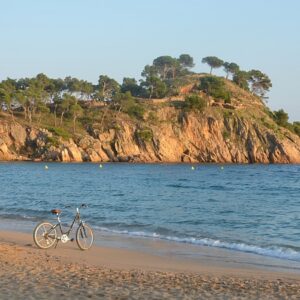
[94,226,300,261]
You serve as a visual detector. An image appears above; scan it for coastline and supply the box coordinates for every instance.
[2,217,300,273]
[1,160,300,165]
[1,229,300,299]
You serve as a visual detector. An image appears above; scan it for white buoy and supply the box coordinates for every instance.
[99,164,103,168]
[45,165,48,170]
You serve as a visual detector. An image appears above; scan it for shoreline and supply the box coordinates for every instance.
[1,216,300,271]
[1,229,300,277]
[1,160,300,165]
[1,230,300,299]
[2,217,300,273]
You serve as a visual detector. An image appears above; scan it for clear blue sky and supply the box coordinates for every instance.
[1,0,299,120]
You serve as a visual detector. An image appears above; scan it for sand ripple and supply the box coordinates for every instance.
[1,243,300,299]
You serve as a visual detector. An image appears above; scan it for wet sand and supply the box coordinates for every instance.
[1,230,300,299]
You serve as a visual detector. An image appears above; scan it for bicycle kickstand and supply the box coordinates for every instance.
[54,238,59,249]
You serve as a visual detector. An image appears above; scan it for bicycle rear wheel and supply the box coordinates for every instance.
[33,222,57,249]
[76,223,93,250]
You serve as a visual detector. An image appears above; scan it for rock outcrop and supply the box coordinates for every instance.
[1,106,300,163]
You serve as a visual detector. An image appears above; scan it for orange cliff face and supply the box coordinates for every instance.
[1,107,300,163]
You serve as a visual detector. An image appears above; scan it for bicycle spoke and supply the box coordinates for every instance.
[76,224,93,250]
[34,222,57,249]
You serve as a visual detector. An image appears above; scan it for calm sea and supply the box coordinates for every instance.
[0,163,300,261]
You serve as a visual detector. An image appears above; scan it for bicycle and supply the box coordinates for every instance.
[33,204,94,250]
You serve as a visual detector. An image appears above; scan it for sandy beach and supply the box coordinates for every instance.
[0,230,300,299]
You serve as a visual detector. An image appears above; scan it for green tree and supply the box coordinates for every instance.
[233,71,250,90]
[36,102,49,124]
[151,54,195,80]
[223,62,240,79]
[35,73,60,107]
[141,65,157,78]
[141,76,167,99]
[47,78,65,103]
[113,91,133,110]
[70,103,83,133]
[201,56,224,74]
[178,54,195,69]
[16,77,31,90]
[78,80,94,101]
[273,109,289,127]
[46,78,65,126]
[0,79,17,120]
[96,75,120,101]
[121,77,142,97]
[248,69,272,98]
[18,78,48,124]
[52,96,60,127]
[35,73,51,89]
[153,56,178,79]
[59,94,76,125]
[64,76,81,95]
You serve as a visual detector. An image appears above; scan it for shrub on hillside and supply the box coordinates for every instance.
[126,103,145,119]
[47,136,60,147]
[47,126,71,139]
[199,76,231,102]
[115,92,145,120]
[136,128,153,142]
[293,122,300,137]
[184,94,206,112]
[147,111,159,124]
[273,109,289,127]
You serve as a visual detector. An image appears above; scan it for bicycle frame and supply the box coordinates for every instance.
[49,208,84,240]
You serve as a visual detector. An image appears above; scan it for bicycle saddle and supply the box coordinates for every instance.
[51,209,61,215]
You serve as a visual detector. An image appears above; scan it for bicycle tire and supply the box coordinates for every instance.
[33,222,57,249]
[76,223,93,250]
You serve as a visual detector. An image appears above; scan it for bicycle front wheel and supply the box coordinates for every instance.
[33,222,57,249]
[76,223,93,250]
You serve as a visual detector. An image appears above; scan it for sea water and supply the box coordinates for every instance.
[0,162,300,261]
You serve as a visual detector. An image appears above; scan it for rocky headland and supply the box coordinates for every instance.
[1,105,300,164]
[1,77,300,164]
